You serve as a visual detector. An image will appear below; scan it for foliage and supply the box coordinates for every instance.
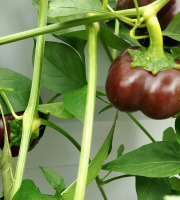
[1,0,180,200]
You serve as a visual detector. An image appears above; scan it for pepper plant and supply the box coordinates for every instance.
[1,0,180,199]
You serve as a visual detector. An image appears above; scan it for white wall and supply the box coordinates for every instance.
[0,1,175,199]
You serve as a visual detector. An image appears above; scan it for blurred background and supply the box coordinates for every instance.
[0,1,175,199]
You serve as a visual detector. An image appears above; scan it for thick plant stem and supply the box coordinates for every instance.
[10,0,48,198]
[74,22,99,200]
[0,0,168,46]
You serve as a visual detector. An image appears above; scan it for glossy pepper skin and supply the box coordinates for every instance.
[116,0,180,47]
[106,47,180,119]
[0,111,45,157]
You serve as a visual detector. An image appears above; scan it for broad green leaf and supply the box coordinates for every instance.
[53,35,87,63]
[163,12,180,41]
[107,0,116,9]
[0,109,15,200]
[63,85,87,122]
[12,179,61,200]
[62,113,118,199]
[38,102,74,119]
[0,68,31,114]
[175,116,180,144]
[170,177,180,192]
[99,25,130,51]
[136,176,171,200]
[48,0,103,19]
[163,127,176,142]
[40,167,65,193]
[102,141,180,177]
[52,25,87,40]
[53,24,130,52]
[41,41,87,94]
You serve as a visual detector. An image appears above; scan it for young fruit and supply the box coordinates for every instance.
[116,0,180,47]
[0,112,45,157]
[106,47,180,119]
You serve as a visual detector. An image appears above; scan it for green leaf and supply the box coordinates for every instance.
[0,68,31,114]
[62,113,118,199]
[9,119,23,146]
[98,104,113,114]
[40,167,65,193]
[175,116,180,144]
[48,0,103,19]
[38,102,74,119]
[102,141,180,177]
[170,177,180,192]
[163,127,176,142]
[54,36,87,63]
[12,179,60,200]
[53,24,130,52]
[99,25,130,52]
[117,144,124,158]
[41,41,87,94]
[0,110,15,200]
[136,176,171,200]
[30,0,39,9]
[163,12,180,41]
[107,0,116,9]
[63,85,87,122]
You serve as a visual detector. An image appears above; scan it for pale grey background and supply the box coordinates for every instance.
[0,1,175,199]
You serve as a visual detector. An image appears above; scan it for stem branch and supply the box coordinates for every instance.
[74,21,99,200]
[10,0,48,198]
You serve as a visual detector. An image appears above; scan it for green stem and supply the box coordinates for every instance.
[144,13,164,58]
[127,113,155,143]
[41,119,81,151]
[95,177,108,200]
[102,0,108,10]
[133,0,140,24]
[41,119,108,200]
[74,22,99,200]
[101,171,112,181]
[102,175,133,185]
[112,19,120,59]
[0,92,23,120]
[0,2,163,46]
[142,0,169,59]
[10,0,48,198]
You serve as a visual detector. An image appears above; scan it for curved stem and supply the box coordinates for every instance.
[95,177,108,200]
[112,19,120,59]
[0,1,167,46]
[0,92,23,120]
[74,22,99,200]
[145,14,164,58]
[10,0,48,198]
[133,0,140,24]
[41,119,81,151]
[102,174,133,185]
[127,113,156,143]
